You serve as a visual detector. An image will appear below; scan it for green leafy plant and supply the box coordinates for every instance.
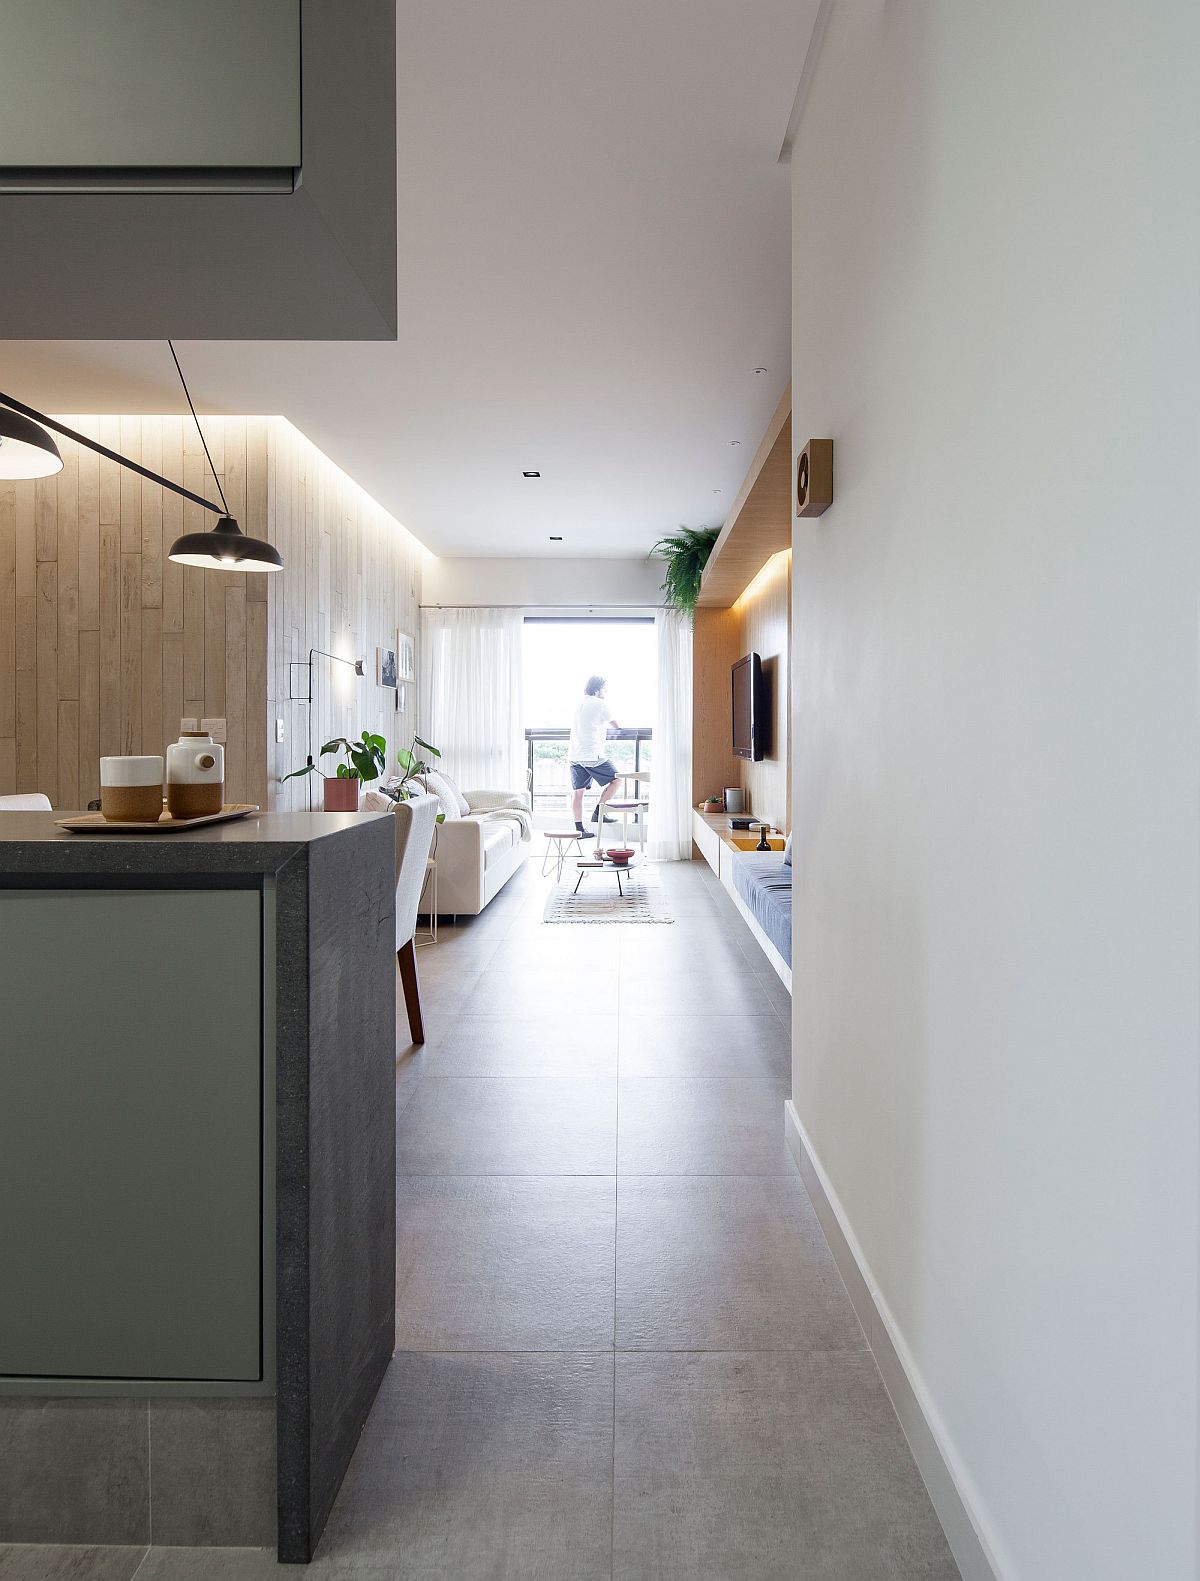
[392,735,441,799]
[283,732,387,785]
[650,526,720,619]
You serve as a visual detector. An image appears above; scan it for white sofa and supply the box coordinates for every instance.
[419,773,531,917]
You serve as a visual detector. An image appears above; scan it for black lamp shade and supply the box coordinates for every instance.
[0,407,64,479]
[168,514,282,573]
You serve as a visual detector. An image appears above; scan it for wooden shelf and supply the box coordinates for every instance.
[697,384,791,608]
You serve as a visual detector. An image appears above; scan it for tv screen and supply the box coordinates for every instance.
[732,652,764,761]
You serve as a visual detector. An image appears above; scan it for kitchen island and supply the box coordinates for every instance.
[0,810,396,1563]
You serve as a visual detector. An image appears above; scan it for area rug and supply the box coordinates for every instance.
[543,862,674,924]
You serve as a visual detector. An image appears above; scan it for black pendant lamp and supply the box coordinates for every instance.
[162,341,282,573]
[0,342,282,573]
[0,404,63,479]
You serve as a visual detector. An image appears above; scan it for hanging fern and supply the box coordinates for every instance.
[651,526,720,620]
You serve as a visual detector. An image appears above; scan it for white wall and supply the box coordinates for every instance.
[422,554,662,609]
[789,5,1199,1579]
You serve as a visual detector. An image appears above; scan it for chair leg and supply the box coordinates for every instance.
[397,937,425,1045]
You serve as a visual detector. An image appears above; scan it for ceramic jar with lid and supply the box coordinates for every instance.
[166,730,224,818]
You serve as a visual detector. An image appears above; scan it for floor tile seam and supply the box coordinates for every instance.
[397,1171,619,1183]
[128,1546,152,1581]
[616,1167,801,1178]
[611,1169,806,1181]
[398,1166,797,1180]
[398,1168,797,1180]
[610,1343,873,1357]
[396,1169,621,1179]
[390,1347,619,1357]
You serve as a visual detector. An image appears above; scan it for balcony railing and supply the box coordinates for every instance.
[525,727,653,820]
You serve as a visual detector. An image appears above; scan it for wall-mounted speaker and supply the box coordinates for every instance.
[796,439,833,517]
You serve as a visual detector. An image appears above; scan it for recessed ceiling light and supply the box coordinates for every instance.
[713,488,722,494]
[753,366,768,375]
[729,440,741,447]
[549,535,562,541]
[523,470,541,478]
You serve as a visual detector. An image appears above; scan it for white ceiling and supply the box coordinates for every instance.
[0,0,816,558]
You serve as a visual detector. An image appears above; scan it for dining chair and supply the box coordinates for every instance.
[392,791,440,1044]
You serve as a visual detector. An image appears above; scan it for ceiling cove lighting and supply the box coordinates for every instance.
[0,342,282,573]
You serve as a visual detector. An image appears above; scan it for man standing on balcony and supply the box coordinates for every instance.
[568,675,619,840]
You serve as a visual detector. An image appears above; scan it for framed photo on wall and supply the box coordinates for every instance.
[396,682,408,714]
[377,645,398,688]
[398,632,415,682]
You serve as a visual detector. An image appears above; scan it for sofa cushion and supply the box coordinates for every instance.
[422,771,463,822]
[481,818,519,870]
[438,770,471,817]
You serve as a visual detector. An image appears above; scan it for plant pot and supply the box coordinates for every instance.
[323,776,360,812]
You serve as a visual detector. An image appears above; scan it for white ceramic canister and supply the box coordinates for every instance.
[100,755,165,822]
[166,730,225,818]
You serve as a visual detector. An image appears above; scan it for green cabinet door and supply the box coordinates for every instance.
[0,888,264,1383]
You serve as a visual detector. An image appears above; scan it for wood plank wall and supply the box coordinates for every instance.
[0,417,267,808]
[691,606,743,811]
[267,419,423,811]
[690,550,792,834]
[0,416,423,810]
[733,550,791,832]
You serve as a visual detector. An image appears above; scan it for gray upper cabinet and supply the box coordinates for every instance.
[0,0,301,190]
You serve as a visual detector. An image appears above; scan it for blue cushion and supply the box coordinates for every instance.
[731,853,791,963]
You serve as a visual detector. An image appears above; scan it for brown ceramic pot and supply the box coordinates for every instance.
[323,776,361,812]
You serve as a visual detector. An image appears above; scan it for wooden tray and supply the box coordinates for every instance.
[56,804,260,834]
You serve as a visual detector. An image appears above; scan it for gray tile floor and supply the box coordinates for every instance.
[1,857,958,1581]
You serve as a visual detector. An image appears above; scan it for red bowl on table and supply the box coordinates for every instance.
[606,847,635,866]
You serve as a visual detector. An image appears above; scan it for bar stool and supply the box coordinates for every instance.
[608,771,650,849]
[543,829,584,880]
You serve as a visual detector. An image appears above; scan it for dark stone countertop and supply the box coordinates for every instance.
[0,810,393,879]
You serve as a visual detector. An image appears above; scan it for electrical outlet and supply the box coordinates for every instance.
[201,717,227,744]
[275,718,285,743]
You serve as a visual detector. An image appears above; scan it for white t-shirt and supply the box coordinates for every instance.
[568,695,612,763]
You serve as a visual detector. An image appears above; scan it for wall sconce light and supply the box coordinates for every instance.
[796,438,834,517]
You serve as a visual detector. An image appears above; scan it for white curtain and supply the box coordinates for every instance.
[419,607,526,791]
[648,608,693,860]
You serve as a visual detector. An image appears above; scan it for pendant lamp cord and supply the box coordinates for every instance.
[168,339,230,516]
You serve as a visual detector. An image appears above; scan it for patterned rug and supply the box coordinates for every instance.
[543,861,675,924]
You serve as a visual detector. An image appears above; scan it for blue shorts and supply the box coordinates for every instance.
[570,758,617,790]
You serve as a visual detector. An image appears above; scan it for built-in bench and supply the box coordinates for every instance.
[691,809,791,991]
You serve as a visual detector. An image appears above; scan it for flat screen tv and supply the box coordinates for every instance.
[731,652,765,761]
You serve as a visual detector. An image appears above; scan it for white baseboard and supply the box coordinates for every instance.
[784,1100,1005,1581]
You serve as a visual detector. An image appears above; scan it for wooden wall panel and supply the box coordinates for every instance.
[691,606,743,809]
[690,552,792,836]
[734,550,791,832]
[267,418,424,811]
[0,415,423,811]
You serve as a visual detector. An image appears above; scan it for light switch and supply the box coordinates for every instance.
[201,717,227,744]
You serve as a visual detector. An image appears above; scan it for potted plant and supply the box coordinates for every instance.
[283,732,387,812]
[391,735,442,801]
[650,526,720,620]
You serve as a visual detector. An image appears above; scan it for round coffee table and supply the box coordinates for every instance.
[573,852,641,898]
